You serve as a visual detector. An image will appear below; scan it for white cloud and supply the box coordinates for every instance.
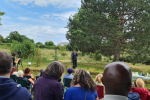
[40,14,51,19]
[11,0,81,8]
[40,11,77,20]
[1,16,11,19]
[17,17,31,20]
[0,24,68,43]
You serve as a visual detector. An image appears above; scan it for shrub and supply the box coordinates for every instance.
[45,46,56,49]
[61,52,67,56]
[94,53,102,61]
[78,52,85,56]
[34,48,42,67]
[42,57,47,61]
[11,40,36,58]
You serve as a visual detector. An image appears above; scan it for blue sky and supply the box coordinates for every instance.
[0,0,81,45]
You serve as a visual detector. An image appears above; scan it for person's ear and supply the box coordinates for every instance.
[10,67,15,75]
[128,82,132,92]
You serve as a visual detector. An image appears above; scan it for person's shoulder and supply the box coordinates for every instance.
[16,86,31,97]
[18,86,31,94]
[63,74,67,77]
[128,92,140,100]
[66,87,80,91]
[53,81,62,87]
[143,88,150,92]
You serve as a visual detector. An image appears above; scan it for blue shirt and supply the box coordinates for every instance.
[63,74,74,83]
[64,87,98,100]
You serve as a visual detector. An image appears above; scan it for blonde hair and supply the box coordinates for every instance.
[95,74,103,83]
[71,69,96,93]
[18,70,24,77]
[136,78,145,88]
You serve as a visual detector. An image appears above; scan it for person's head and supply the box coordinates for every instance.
[71,69,96,93]
[136,78,145,88]
[18,70,24,77]
[102,62,132,97]
[12,72,19,77]
[95,74,103,83]
[74,50,76,53]
[25,68,30,74]
[40,68,44,77]
[58,78,61,82]
[12,52,17,57]
[87,71,90,75]
[67,68,73,74]
[44,61,64,80]
[0,52,15,77]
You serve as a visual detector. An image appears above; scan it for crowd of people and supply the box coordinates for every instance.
[0,51,150,100]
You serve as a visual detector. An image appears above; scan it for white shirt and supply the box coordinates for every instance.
[104,95,128,100]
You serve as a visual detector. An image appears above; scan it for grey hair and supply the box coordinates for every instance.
[12,72,19,77]
[0,52,13,75]
[44,61,64,79]
[18,70,24,77]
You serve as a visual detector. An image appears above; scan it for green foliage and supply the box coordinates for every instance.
[5,31,34,43]
[44,46,56,49]
[66,45,72,51]
[66,0,150,61]
[36,42,45,48]
[0,43,11,46]
[61,52,68,56]
[45,41,54,46]
[0,34,4,42]
[34,48,42,67]
[0,9,5,26]
[11,40,36,58]
[94,54,102,61]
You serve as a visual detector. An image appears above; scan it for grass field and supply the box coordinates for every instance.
[1,47,150,91]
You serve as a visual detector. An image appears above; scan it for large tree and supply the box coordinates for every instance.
[5,31,34,43]
[66,0,150,61]
[45,41,54,46]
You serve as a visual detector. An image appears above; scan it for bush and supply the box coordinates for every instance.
[42,57,47,61]
[0,43,12,46]
[61,52,68,56]
[11,40,36,58]
[45,41,54,46]
[45,46,56,49]
[34,48,42,67]
[78,52,85,56]
[94,53,102,61]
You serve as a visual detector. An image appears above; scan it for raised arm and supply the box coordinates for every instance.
[14,58,21,64]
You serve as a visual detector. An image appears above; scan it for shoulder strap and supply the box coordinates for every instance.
[84,92,87,100]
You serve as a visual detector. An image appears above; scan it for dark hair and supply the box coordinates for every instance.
[71,69,96,93]
[58,78,61,82]
[25,68,30,74]
[40,69,44,77]
[44,61,64,80]
[12,52,17,56]
[0,52,13,75]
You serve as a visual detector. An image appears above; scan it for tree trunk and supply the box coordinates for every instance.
[114,39,121,61]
